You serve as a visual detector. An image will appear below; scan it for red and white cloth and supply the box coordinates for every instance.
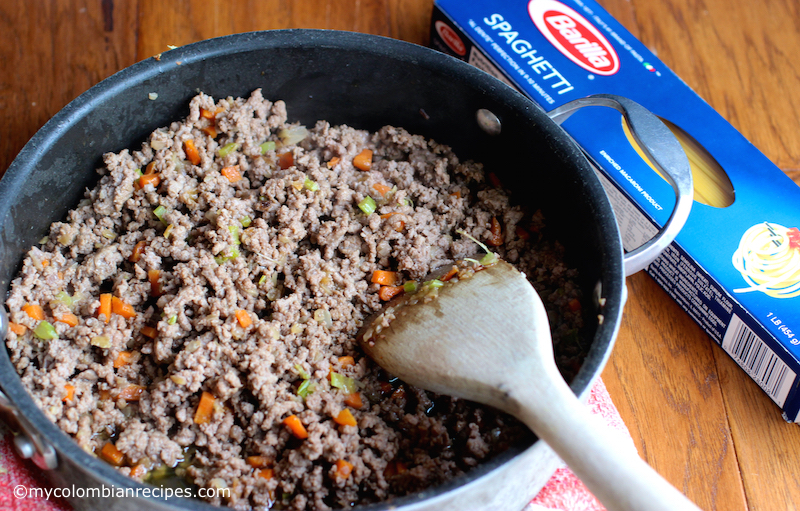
[0,378,630,511]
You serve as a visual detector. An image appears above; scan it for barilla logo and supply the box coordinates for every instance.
[435,20,467,56]
[528,0,619,75]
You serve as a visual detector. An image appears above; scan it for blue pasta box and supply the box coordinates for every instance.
[431,0,800,421]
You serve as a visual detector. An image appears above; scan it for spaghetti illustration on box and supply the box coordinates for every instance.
[733,222,800,298]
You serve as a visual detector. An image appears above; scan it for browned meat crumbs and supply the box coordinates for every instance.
[5,89,585,510]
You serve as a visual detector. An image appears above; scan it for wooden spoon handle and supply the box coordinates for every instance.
[511,376,702,511]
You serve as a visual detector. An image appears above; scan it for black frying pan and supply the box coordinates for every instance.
[0,29,643,511]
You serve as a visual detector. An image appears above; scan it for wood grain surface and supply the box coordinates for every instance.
[2,1,800,510]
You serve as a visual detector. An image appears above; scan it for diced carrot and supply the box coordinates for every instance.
[194,391,216,425]
[221,165,242,183]
[201,125,218,139]
[137,173,160,189]
[200,106,224,119]
[334,459,354,479]
[111,296,136,319]
[440,266,459,282]
[63,384,75,402]
[130,464,148,478]
[41,259,50,268]
[353,149,373,171]
[235,309,252,328]
[140,326,158,338]
[450,191,462,199]
[119,385,145,401]
[379,212,398,220]
[257,468,274,480]
[144,161,157,175]
[129,240,147,262]
[22,304,45,321]
[100,442,125,466]
[384,459,408,477]
[487,216,503,247]
[338,356,355,367]
[372,183,391,197]
[568,298,582,312]
[326,156,340,169]
[183,139,201,165]
[282,414,308,439]
[246,455,271,468]
[56,313,79,327]
[113,351,134,369]
[278,152,294,170]
[148,269,162,297]
[378,285,403,301]
[488,172,502,188]
[371,270,399,286]
[8,323,26,335]
[333,409,357,427]
[515,225,530,241]
[343,392,363,409]
[395,221,405,233]
[98,294,112,323]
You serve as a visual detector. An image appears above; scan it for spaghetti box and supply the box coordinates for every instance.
[431,0,800,421]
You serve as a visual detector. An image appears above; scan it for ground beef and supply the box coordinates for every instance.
[4,89,586,510]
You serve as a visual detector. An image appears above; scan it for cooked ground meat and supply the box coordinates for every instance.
[4,90,586,510]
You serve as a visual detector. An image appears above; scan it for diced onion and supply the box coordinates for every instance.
[278,126,309,146]
[314,308,333,328]
[91,335,111,348]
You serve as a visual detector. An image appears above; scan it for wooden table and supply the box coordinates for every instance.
[2,1,800,510]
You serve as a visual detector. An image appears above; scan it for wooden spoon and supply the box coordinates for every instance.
[359,260,701,511]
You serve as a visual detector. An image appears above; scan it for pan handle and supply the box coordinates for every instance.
[546,94,693,276]
[0,308,58,470]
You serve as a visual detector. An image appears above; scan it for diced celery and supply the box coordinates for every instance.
[240,216,252,228]
[218,142,240,158]
[425,279,444,289]
[33,321,58,340]
[358,196,377,215]
[303,177,319,192]
[228,225,240,245]
[296,379,315,400]
[480,252,498,266]
[259,141,276,154]
[403,281,419,293]
[153,205,167,224]
[54,291,73,308]
[330,372,357,394]
[294,364,310,380]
